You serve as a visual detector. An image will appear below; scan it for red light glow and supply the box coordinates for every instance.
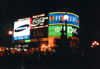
[94,41,97,43]
[92,41,99,46]
[91,45,93,48]
[8,31,13,35]
[97,43,99,45]
[41,44,46,48]
[92,43,94,45]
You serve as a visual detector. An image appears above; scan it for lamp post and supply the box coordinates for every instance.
[60,12,68,47]
[64,13,68,37]
[8,30,13,54]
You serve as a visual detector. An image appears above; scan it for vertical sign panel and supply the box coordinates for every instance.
[13,19,30,40]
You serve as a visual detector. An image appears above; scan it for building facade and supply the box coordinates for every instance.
[12,12,79,52]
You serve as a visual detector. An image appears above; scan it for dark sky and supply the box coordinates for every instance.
[0,0,100,47]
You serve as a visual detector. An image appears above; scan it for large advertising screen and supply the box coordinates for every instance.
[30,27,48,39]
[30,14,48,28]
[13,19,30,40]
[48,25,78,37]
[49,12,79,28]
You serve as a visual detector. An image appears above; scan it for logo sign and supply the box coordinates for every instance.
[68,27,78,35]
[49,25,78,37]
[49,16,55,21]
[15,24,29,32]
[30,14,48,27]
[30,17,48,27]
[49,12,79,28]
[30,27,48,39]
[13,19,30,41]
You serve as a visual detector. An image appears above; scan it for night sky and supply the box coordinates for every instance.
[0,0,100,48]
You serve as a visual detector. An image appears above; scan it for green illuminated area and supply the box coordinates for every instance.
[25,39,31,43]
[49,25,73,37]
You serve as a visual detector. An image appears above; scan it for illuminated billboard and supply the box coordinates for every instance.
[30,27,48,39]
[30,14,48,28]
[13,19,30,40]
[48,25,78,37]
[49,12,79,28]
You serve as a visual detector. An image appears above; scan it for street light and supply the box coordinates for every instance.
[8,31,13,35]
[64,14,68,20]
[8,30,13,54]
[92,43,94,45]
[60,13,68,36]
[92,41,99,46]
[64,13,68,37]
[97,43,99,45]
[91,45,94,48]
[91,41,99,48]
[59,12,68,46]
[41,44,46,51]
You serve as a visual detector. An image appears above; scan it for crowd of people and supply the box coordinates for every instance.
[0,48,100,69]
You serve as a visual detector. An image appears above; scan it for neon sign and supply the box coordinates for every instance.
[48,25,78,37]
[30,14,48,27]
[49,12,79,28]
[30,17,48,26]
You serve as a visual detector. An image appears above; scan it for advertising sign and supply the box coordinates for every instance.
[49,12,79,28]
[30,14,48,27]
[13,19,30,40]
[30,27,48,39]
[48,25,78,37]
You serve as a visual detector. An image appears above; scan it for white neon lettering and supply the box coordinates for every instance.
[73,28,78,35]
[32,14,45,18]
[55,15,61,21]
[18,17,30,21]
[62,16,77,23]
[16,26,27,30]
[68,27,72,33]
[31,17,48,26]
[54,15,78,23]
[68,27,78,35]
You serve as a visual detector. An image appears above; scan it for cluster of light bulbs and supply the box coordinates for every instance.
[91,41,99,48]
